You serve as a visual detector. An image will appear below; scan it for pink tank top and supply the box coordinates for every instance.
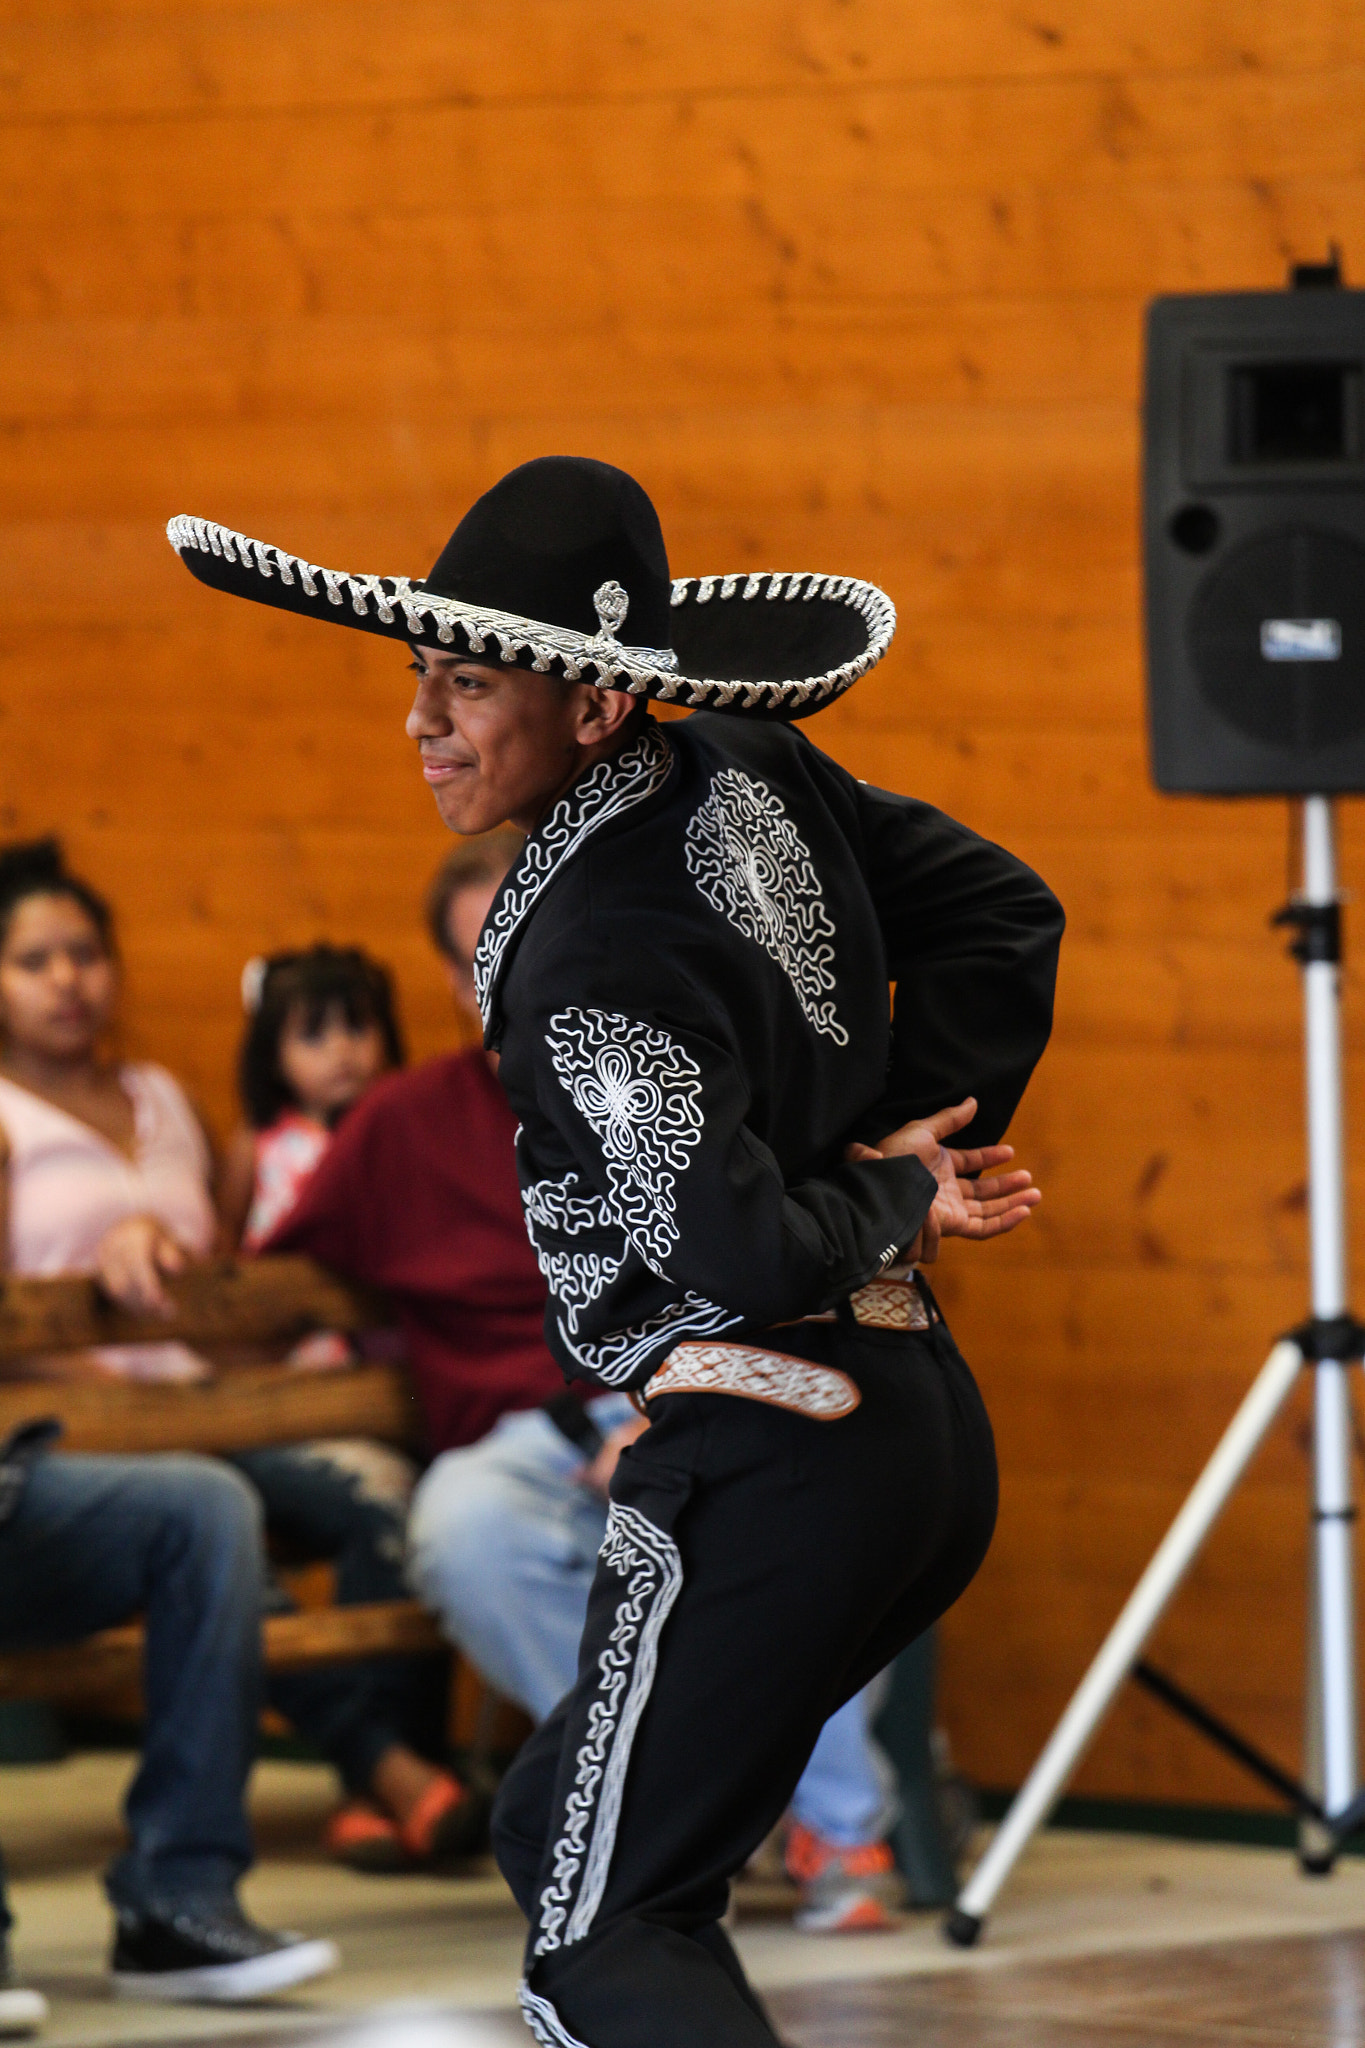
[0,1065,217,1381]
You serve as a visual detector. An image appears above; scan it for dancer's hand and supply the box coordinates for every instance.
[845,1097,1040,1264]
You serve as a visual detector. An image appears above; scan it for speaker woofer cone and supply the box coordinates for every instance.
[1188,527,1365,751]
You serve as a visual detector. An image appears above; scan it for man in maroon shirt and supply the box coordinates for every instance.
[268,829,629,1457]
[268,938,562,1453]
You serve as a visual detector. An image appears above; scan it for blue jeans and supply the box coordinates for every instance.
[233,1442,435,1796]
[407,1402,897,1846]
[0,1453,263,1916]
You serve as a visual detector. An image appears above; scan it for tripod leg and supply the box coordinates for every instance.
[1297,798,1358,1852]
[946,1339,1304,1945]
[1300,1526,1334,1871]
[1312,1357,1358,1839]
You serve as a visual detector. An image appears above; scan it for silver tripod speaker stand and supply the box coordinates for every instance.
[948,792,1364,1946]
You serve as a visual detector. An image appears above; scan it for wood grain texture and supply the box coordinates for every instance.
[0,1359,419,1455]
[0,1257,384,1358]
[3,0,1363,1807]
[0,1601,444,1704]
[769,1932,1365,2048]
[6,2,1364,119]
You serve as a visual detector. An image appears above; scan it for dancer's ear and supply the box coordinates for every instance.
[569,681,643,751]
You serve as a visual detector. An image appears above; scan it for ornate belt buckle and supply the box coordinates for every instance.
[848,1266,931,1332]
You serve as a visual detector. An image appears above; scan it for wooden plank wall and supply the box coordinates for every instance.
[4,0,1365,1804]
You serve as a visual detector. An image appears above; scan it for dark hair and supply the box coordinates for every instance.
[238,944,405,1130]
[0,836,115,954]
[425,827,525,963]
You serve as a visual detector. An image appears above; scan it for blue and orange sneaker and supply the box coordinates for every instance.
[784,1820,904,1933]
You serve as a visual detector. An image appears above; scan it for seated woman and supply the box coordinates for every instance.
[0,839,485,1868]
[0,837,217,1381]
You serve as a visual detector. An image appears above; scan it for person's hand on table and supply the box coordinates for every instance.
[846,1096,1040,1265]
[578,1415,650,1497]
[93,1214,189,1316]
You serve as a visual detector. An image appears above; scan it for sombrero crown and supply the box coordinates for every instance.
[168,455,895,718]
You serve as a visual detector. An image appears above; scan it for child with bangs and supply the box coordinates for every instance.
[221,945,404,1256]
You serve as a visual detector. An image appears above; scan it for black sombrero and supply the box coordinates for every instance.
[168,457,895,719]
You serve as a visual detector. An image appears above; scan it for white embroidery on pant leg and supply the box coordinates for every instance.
[518,1982,592,2048]
[546,1010,703,1271]
[533,1503,683,1956]
[684,768,849,1045]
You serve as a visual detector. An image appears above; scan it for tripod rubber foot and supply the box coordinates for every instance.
[1299,1852,1336,1877]
[943,1908,983,1947]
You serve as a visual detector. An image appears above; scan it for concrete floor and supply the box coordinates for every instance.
[9,1753,1365,2046]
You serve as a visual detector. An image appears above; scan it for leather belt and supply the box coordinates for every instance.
[848,1263,934,1332]
[643,1342,860,1419]
[639,1269,935,1420]
[773,1264,934,1334]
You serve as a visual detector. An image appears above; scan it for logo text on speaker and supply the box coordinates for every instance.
[1261,618,1343,662]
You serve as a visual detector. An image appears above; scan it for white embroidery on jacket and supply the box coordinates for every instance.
[546,1009,703,1272]
[684,767,849,1044]
[534,1503,683,1955]
[522,1173,629,1334]
[557,1292,744,1387]
[522,1171,616,1239]
[517,1983,591,2048]
[473,726,673,1025]
[543,1248,628,1333]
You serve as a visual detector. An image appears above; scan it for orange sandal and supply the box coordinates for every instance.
[399,1772,490,1865]
[325,1800,408,1874]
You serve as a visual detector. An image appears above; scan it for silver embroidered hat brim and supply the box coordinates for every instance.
[167,516,896,719]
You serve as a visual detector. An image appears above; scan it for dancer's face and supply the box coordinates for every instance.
[405,649,639,835]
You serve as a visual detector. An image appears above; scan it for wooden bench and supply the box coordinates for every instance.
[0,1258,446,1705]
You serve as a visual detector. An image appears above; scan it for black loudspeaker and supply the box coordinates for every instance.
[1144,269,1365,793]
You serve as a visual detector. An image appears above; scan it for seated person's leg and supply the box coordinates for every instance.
[786,1674,904,1931]
[232,1441,480,1868]
[0,1840,47,2036]
[233,1440,414,1604]
[118,1456,265,1915]
[0,1451,337,2001]
[407,1397,634,1722]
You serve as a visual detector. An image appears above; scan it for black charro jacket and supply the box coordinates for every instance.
[473,713,1064,1392]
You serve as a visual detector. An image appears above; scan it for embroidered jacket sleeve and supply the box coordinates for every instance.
[852,782,1065,1151]
[529,986,939,1330]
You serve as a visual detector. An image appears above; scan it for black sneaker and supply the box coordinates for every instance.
[110,1903,338,2003]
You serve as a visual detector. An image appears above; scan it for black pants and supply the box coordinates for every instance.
[492,1309,998,2048]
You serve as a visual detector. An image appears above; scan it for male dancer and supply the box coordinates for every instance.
[170,457,1063,2046]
